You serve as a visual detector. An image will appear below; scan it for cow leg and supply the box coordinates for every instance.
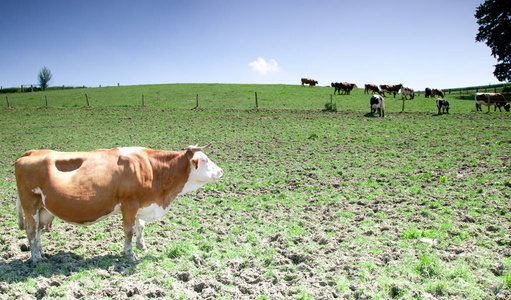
[19,191,45,262]
[381,108,384,118]
[121,204,138,260]
[134,218,147,251]
[25,211,44,262]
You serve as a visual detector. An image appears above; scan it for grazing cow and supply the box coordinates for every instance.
[436,98,450,114]
[379,84,402,98]
[475,93,510,112]
[401,87,415,100]
[15,145,223,262]
[301,78,318,86]
[364,84,379,94]
[370,95,385,117]
[431,88,445,98]
[331,82,357,95]
[425,88,432,98]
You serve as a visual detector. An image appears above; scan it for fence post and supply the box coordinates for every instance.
[401,96,405,112]
[142,95,145,106]
[196,94,199,108]
[45,95,48,106]
[6,96,10,108]
[21,85,24,92]
[255,92,258,108]
[85,93,90,106]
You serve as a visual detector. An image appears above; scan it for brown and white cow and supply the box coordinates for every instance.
[400,87,415,100]
[15,145,223,262]
[364,84,379,94]
[370,95,385,117]
[431,88,445,98]
[301,78,318,86]
[475,93,510,112]
[379,84,402,98]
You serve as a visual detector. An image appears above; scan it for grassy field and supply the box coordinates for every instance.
[0,84,511,299]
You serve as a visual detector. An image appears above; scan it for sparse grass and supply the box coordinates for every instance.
[0,84,510,299]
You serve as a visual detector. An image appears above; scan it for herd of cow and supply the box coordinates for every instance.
[301,78,510,117]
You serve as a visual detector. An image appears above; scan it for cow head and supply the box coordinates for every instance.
[187,145,223,183]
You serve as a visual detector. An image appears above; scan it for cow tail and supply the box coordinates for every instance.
[16,195,25,230]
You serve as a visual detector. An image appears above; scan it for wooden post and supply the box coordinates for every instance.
[255,92,258,108]
[142,95,145,106]
[21,85,24,92]
[196,94,199,108]
[45,95,48,106]
[85,93,90,106]
[401,96,405,112]
[30,85,33,92]
[6,96,10,108]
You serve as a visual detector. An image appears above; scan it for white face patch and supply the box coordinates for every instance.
[136,202,173,222]
[117,147,145,156]
[32,187,47,206]
[179,151,223,195]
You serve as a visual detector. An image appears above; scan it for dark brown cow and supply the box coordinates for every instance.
[364,84,379,94]
[301,78,318,86]
[331,82,357,95]
[15,145,223,262]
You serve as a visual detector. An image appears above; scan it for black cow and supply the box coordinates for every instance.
[425,88,432,98]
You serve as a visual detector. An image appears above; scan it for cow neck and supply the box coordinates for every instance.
[148,149,194,197]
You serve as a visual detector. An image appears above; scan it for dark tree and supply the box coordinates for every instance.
[38,66,52,91]
[475,0,511,82]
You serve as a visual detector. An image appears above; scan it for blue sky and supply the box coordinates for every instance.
[0,0,502,90]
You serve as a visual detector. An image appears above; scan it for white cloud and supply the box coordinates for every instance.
[248,57,280,75]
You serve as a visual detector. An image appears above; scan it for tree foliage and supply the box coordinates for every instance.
[475,0,511,82]
[38,66,52,91]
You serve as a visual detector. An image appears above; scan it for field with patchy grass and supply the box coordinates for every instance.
[1,84,511,299]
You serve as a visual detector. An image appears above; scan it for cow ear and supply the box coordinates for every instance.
[192,158,199,169]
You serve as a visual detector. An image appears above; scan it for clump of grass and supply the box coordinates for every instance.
[323,102,337,112]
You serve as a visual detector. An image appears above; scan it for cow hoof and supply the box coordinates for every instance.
[136,242,147,251]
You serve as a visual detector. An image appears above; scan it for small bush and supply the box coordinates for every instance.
[323,102,337,112]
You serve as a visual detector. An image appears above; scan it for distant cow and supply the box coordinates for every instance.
[436,98,450,114]
[301,78,318,86]
[331,82,357,95]
[379,84,402,98]
[370,95,385,117]
[431,88,445,98]
[425,88,432,98]
[15,145,223,262]
[364,84,379,94]
[475,93,510,112]
[401,87,415,100]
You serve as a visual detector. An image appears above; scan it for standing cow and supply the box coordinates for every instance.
[475,93,510,112]
[436,98,450,114]
[425,88,432,98]
[370,95,385,117]
[301,78,318,86]
[431,88,445,98]
[15,144,223,262]
[401,87,415,100]
[364,84,379,94]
